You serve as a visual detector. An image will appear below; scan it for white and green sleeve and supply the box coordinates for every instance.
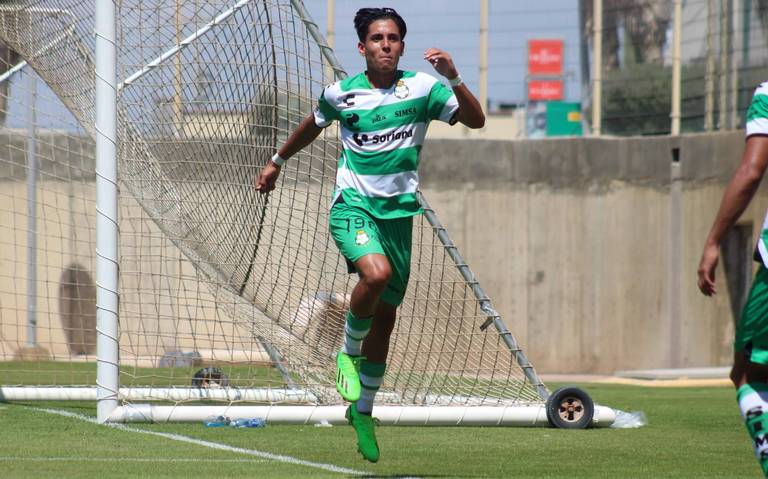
[747,82,768,137]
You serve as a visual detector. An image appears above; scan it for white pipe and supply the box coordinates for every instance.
[0,60,27,85]
[0,25,77,86]
[0,387,317,403]
[592,0,602,136]
[108,404,616,428]
[0,5,77,84]
[479,0,488,113]
[26,71,37,347]
[731,0,740,129]
[705,0,716,131]
[325,0,335,84]
[719,0,729,129]
[0,5,77,15]
[119,0,252,90]
[670,0,682,136]
[669,158,683,368]
[95,0,119,424]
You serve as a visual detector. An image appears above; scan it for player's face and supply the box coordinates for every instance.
[358,19,404,74]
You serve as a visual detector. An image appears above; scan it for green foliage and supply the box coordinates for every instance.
[598,62,768,136]
[601,63,672,136]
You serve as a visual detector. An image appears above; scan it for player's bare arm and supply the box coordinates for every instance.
[255,113,322,193]
[423,47,485,129]
[698,135,768,296]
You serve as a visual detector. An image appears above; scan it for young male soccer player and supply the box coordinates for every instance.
[698,82,768,477]
[256,7,484,462]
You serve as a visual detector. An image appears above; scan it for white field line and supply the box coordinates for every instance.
[32,407,367,476]
[0,457,268,464]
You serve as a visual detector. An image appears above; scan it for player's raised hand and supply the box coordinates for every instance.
[423,48,458,80]
[697,242,719,296]
[255,160,281,194]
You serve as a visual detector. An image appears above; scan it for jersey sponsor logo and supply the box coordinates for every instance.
[394,106,417,118]
[394,79,409,99]
[372,113,387,124]
[352,129,414,147]
[343,94,356,106]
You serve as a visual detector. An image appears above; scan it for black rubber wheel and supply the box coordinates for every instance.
[545,386,594,429]
[191,367,229,388]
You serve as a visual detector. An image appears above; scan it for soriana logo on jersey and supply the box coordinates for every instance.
[528,39,564,76]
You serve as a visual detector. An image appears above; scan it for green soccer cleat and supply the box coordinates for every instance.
[346,403,380,463]
[335,351,362,402]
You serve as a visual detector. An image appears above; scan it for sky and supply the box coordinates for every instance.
[303,0,583,107]
[5,0,583,129]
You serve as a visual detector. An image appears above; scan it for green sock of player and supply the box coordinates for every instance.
[357,360,386,414]
[342,311,372,357]
[738,383,768,477]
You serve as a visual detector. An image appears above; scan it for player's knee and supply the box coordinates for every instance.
[362,265,392,292]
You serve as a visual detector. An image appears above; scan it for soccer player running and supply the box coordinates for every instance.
[698,83,768,477]
[256,7,484,462]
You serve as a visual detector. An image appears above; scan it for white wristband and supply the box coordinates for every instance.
[271,153,286,167]
[448,74,463,88]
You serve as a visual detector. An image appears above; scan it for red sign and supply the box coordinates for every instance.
[528,39,564,76]
[528,80,563,101]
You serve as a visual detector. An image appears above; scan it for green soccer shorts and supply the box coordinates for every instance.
[738,265,768,365]
[329,200,413,306]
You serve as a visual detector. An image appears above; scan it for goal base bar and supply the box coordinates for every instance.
[0,386,316,403]
[108,404,616,427]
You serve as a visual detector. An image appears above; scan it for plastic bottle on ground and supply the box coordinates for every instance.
[230,417,267,428]
[203,415,230,427]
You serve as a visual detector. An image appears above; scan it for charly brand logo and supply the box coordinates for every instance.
[352,129,413,147]
[394,79,409,99]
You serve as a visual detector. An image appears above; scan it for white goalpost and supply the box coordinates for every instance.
[0,0,615,428]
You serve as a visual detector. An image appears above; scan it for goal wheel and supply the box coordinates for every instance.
[191,367,229,388]
[545,386,594,429]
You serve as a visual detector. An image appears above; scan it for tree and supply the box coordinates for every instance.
[582,0,673,70]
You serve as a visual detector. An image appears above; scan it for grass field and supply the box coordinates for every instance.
[0,382,759,478]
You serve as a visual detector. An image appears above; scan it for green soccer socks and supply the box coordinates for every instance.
[346,402,380,463]
[738,383,768,477]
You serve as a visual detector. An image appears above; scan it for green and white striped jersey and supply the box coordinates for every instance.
[313,70,459,219]
[747,82,768,265]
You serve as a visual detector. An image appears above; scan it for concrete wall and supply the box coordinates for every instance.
[419,131,760,373]
[1,130,759,373]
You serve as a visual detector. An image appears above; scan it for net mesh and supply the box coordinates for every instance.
[0,0,543,408]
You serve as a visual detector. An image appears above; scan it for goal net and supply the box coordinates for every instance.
[0,0,605,426]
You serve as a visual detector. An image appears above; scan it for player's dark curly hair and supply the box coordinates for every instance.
[354,8,407,42]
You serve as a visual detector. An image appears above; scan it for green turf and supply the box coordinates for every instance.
[0,361,290,388]
[0,383,759,478]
